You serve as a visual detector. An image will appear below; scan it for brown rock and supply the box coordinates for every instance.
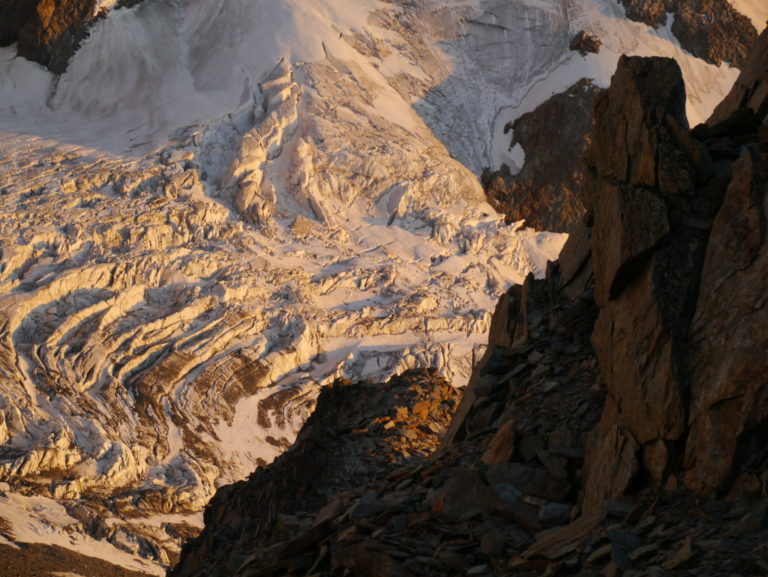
[582,56,716,508]
[671,0,757,68]
[484,80,601,233]
[333,541,416,577]
[582,420,640,513]
[569,31,601,55]
[589,180,670,305]
[708,28,768,126]
[684,150,768,494]
[523,510,605,561]
[616,0,668,28]
[481,419,516,465]
[16,0,99,73]
[618,0,757,68]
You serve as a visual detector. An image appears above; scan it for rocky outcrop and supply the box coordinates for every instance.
[484,80,602,232]
[14,0,99,73]
[582,36,768,507]
[580,55,708,509]
[1,0,147,73]
[707,26,768,126]
[170,369,460,577]
[569,30,601,56]
[617,0,757,67]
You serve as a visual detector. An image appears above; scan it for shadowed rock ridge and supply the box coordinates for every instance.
[616,0,758,68]
[583,36,768,506]
[0,0,144,73]
[170,34,768,577]
[484,80,602,233]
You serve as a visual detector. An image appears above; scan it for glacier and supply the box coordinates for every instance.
[0,0,761,571]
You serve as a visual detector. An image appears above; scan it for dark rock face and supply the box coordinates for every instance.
[16,0,99,73]
[684,134,768,496]
[581,55,710,510]
[170,370,460,577]
[582,37,768,509]
[484,79,602,232]
[0,0,38,46]
[617,0,757,67]
[1,0,144,73]
[708,27,768,126]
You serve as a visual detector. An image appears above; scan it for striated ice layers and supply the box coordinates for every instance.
[0,0,750,570]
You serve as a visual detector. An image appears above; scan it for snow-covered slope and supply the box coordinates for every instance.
[0,0,753,571]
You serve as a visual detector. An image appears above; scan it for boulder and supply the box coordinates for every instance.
[569,31,601,55]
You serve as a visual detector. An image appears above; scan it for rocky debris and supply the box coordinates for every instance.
[514,493,768,576]
[569,31,601,56]
[484,80,602,232]
[170,369,461,577]
[582,41,768,506]
[0,542,155,577]
[616,0,757,67]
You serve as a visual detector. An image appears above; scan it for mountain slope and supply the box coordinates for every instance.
[0,0,759,571]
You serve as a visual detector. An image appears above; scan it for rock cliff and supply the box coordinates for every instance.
[484,80,602,233]
[616,0,758,68]
[583,33,768,506]
[170,30,768,577]
[0,0,144,73]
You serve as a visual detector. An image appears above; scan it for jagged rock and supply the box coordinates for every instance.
[3,0,148,73]
[617,0,668,28]
[616,0,757,68]
[0,0,38,46]
[582,37,768,507]
[708,27,768,126]
[582,56,714,510]
[670,0,757,68]
[171,369,459,577]
[569,31,601,55]
[15,0,99,73]
[484,80,602,232]
[684,140,768,495]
